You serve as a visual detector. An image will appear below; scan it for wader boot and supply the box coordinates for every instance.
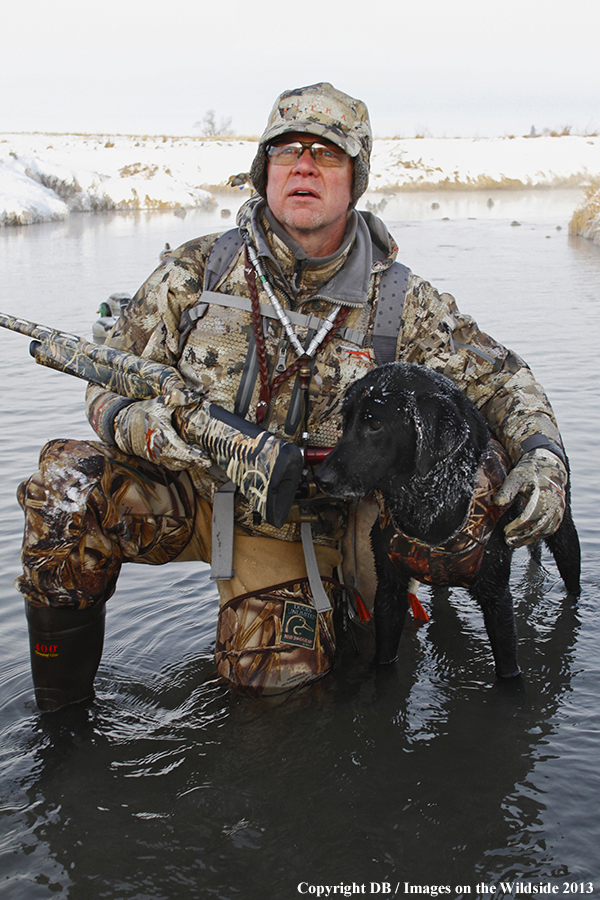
[25,602,106,712]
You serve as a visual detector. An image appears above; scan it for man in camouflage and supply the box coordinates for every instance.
[17,83,569,710]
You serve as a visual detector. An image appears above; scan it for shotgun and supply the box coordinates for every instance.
[0,312,311,528]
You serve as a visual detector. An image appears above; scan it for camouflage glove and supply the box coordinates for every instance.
[113,397,208,471]
[494,448,567,547]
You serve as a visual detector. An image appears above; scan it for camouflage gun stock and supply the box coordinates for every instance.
[0,312,304,528]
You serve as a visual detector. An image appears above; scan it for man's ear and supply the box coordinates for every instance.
[413,393,467,478]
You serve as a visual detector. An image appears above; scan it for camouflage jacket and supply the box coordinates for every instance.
[86,197,562,539]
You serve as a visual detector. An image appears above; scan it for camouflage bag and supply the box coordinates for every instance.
[215,578,339,693]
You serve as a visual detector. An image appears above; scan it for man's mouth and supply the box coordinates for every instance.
[290,189,319,198]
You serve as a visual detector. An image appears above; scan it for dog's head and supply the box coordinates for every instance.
[316,362,485,498]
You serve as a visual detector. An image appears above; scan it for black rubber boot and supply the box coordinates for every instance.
[25,602,106,712]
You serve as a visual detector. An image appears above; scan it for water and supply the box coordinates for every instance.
[0,191,598,899]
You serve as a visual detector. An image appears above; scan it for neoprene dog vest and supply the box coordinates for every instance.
[378,438,511,588]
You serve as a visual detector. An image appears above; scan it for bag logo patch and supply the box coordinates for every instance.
[281,601,318,649]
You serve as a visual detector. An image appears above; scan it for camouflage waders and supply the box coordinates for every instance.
[17,438,346,699]
[17,439,198,610]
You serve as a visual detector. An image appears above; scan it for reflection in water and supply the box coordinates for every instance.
[9,566,581,896]
[0,194,598,898]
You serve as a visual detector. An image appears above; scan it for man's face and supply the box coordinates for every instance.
[265,132,354,257]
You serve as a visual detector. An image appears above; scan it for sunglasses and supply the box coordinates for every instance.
[267,140,349,168]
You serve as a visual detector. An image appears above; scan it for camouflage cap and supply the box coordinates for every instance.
[250,82,372,205]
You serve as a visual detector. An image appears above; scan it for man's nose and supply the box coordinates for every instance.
[291,146,319,175]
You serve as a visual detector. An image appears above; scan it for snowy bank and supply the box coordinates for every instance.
[1,132,600,227]
[370,135,600,191]
[569,184,600,245]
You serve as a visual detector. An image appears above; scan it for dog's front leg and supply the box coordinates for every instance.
[471,531,520,679]
[371,518,410,664]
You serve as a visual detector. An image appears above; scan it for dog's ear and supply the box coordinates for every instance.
[413,392,467,478]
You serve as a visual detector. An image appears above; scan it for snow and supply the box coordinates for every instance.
[1,131,600,229]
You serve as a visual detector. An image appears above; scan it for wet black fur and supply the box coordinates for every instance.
[316,362,581,678]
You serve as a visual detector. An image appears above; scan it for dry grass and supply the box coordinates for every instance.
[118,163,159,178]
[569,179,600,239]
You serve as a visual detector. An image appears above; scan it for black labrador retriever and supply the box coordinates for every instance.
[316,362,581,678]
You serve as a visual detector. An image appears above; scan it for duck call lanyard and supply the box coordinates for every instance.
[243,242,351,426]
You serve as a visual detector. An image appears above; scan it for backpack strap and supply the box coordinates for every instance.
[203,228,244,291]
[177,229,247,356]
[372,261,411,366]
[210,479,237,580]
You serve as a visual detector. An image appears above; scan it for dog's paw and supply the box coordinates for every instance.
[496,666,522,679]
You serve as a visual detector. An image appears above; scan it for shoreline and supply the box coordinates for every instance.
[2,132,600,229]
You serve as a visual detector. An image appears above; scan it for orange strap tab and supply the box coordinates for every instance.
[408,590,429,622]
[354,592,372,622]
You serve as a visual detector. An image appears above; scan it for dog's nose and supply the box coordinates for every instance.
[314,460,335,493]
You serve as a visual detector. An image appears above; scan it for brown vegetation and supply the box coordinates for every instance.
[569,181,600,243]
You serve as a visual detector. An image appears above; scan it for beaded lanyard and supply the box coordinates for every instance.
[243,243,350,425]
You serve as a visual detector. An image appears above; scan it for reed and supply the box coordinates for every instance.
[569,180,600,242]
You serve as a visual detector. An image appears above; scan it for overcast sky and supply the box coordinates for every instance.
[2,0,599,139]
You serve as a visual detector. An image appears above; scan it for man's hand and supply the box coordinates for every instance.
[494,448,567,547]
[114,397,208,470]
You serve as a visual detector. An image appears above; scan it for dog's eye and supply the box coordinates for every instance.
[369,420,382,432]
